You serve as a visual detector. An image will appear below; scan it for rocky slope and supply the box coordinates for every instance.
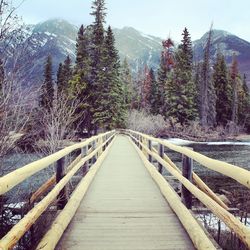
[9,19,250,87]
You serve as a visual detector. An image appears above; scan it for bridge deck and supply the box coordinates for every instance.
[56,135,194,250]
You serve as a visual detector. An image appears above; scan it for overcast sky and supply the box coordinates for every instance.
[16,0,250,41]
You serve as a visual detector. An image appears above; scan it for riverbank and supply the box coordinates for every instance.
[159,129,250,143]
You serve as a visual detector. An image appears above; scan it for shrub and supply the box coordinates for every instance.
[126,109,165,136]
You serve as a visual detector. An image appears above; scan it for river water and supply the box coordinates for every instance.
[1,140,250,199]
[162,139,250,177]
[1,140,249,249]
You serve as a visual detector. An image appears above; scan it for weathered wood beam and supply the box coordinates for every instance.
[35,137,116,250]
[129,137,217,250]
[0,134,116,250]
[0,131,115,196]
[152,147,229,210]
[127,130,250,189]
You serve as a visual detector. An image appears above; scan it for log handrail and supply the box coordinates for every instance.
[0,132,116,250]
[128,137,217,250]
[0,130,115,196]
[126,129,250,189]
[125,130,250,248]
[35,137,116,250]
[151,147,229,210]
[1,129,249,249]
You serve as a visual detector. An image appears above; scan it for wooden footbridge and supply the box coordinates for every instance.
[0,130,250,250]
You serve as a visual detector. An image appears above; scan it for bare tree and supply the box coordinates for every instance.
[0,77,38,175]
[0,0,25,50]
[127,109,165,136]
[36,91,84,155]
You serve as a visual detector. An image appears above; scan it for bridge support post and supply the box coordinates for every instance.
[136,134,140,147]
[81,145,88,175]
[138,135,141,150]
[158,144,164,174]
[102,135,106,151]
[56,156,68,209]
[92,140,96,165]
[181,151,193,209]
[148,140,152,163]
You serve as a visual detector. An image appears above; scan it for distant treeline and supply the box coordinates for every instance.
[39,0,250,135]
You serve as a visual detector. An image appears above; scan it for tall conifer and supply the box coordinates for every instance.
[120,58,133,108]
[200,27,216,127]
[156,38,174,116]
[230,55,239,124]
[166,28,197,124]
[213,53,232,125]
[40,55,54,111]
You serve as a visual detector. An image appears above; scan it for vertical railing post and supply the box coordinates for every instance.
[56,156,68,209]
[102,135,106,151]
[92,139,96,164]
[158,143,164,174]
[181,150,193,209]
[81,144,88,175]
[99,136,103,156]
[148,139,152,163]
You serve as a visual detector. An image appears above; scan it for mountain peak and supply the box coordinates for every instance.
[33,18,78,39]
[198,29,233,44]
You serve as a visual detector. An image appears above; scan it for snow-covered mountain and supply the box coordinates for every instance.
[112,26,162,71]
[12,19,163,86]
[17,19,78,86]
[193,30,250,82]
[8,19,250,87]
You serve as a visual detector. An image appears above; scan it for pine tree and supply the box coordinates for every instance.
[213,53,232,126]
[230,55,239,124]
[200,27,216,127]
[62,55,72,89]
[57,56,73,94]
[239,74,250,131]
[166,28,198,124]
[70,25,91,134]
[132,68,144,110]
[90,0,106,84]
[93,26,126,129]
[156,38,174,116]
[141,65,152,111]
[149,68,158,114]
[90,0,107,133]
[56,63,64,94]
[75,25,91,76]
[120,58,133,108]
[40,55,54,111]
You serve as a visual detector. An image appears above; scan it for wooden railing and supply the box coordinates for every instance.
[0,131,116,250]
[124,129,250,249]
[1,129,249,249]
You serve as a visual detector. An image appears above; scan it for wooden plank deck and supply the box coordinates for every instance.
[56,135,195,250]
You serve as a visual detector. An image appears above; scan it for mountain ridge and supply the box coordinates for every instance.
[11,19,250,87]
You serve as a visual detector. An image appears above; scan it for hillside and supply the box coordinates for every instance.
[194,29,250,83]
[8,19,250,87]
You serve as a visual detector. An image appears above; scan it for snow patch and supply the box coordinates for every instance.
[154,138,250,146]
[5,202,26,208]
[64,47,75,56]
[39,38,48,46]
[166,138,195,146]
[205,141,250,146]
[67,38,76,45]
